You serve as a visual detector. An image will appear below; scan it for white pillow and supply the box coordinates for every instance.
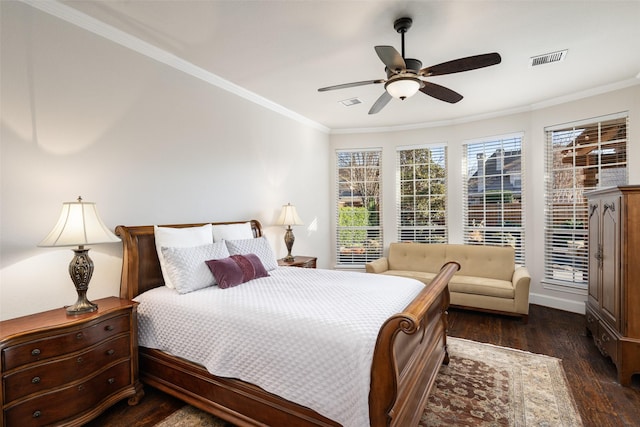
[225,236,278,271]
[154,224,213,288]
[212,222,254,242]
[161,242,230,294]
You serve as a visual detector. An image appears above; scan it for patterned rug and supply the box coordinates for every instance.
[155,337,583,427]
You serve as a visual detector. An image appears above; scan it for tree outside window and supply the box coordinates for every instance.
[336,150,382,265]
[397,146,447,243]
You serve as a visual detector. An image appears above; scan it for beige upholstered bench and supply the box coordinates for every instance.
[366,243,531,322]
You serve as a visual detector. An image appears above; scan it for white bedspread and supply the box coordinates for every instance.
[134,267,424,427]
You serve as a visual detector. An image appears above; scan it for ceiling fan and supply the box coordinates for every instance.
[317,17,502,114]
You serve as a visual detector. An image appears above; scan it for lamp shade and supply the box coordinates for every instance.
[276,203,303,226]
[385,77,421,99]
[39,197,120,247]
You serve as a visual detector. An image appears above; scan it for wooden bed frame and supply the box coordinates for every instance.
[116,220,460,426]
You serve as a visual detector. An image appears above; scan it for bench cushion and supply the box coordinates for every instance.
[448,275,514,299]
[382,271,513,299]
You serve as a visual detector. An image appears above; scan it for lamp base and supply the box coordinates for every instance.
[283,226,295,263]
[66,247,98,315]
[66,297,98,315]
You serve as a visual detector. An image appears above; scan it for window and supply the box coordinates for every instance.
[544,113,628,288]
[336,149,382,266]
[463,134,525,264]
[397,145,447,243]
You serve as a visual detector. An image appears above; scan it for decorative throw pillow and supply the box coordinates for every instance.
[154,224,213,289]
[205,254,269,289]
[212,222,254,242]
[161,242,230,294]
[225,236,278,271]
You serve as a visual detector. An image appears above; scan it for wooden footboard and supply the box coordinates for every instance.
[116,221,459,426]
[139,348,340,427]
[370,261,459,426]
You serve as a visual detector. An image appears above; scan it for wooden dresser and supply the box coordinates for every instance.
[585,185,640,386]
[0,297,143,426]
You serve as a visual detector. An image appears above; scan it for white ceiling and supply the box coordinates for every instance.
[61,0,640,132]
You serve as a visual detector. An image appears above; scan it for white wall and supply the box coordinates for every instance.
[0,2,331,320]
[330,85,640,314]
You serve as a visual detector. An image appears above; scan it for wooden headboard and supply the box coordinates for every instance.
[115,220,263,300]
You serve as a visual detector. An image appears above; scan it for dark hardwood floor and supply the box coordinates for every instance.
[87,304,640,426]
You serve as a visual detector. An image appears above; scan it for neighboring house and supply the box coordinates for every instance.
[468,149,522,195]
[467,149,522,229]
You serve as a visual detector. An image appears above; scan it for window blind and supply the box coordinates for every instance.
[462,133,525,264]
[543,113,628,288]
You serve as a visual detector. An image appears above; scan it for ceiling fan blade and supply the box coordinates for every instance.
[368,91,392,114]
[318,79,385,92]
[420,52,502,76]
[420,81,464,103]
[375,46,406,73]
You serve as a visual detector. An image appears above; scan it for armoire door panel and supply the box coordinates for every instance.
[600,195,620,328]
[587,201,601,305]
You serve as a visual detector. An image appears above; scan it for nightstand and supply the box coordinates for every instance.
[277,256,317,268]
[0,297,143,426]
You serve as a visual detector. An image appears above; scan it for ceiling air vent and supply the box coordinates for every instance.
[339,98,362,107]
[530,50,568,67]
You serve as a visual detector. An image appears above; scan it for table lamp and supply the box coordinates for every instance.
[276,203,304,262]
[39,196,120,315]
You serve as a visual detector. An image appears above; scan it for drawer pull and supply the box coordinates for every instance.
[106,349,115,356]
[107,377,115,384]
[77,356,84,364]
[105,325,114,331]
[78,385,85,392]
[76,332,84,340]
[33,410,41,418]
[31,348,41,357]
[31,376,41,384]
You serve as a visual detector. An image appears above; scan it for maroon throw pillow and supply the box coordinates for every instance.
[205,254,268,289]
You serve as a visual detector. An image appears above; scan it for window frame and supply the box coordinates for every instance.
[543,112,628,289]
[335,148,383,267]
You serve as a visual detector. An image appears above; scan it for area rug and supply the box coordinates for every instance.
[421,338,582,426]
[154,337,583,427]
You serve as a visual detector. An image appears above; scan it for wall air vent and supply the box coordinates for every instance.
[339,98,362,107]
[530,50,568,67]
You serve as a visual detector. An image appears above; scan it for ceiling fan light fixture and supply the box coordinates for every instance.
[385,77,421,100]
